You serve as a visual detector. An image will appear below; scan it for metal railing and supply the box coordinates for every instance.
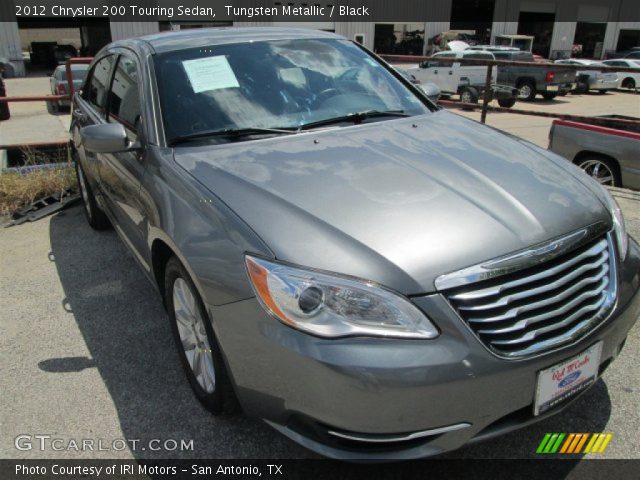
[0,57,93,104]
[380,54,640,128]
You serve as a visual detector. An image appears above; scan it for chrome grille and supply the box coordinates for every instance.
[443,234,616,358]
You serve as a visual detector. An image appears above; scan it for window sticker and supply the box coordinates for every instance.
[182,56,239,93]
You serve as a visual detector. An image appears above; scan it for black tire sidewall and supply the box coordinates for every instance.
[164,257,236,415]
[498,98,516,108]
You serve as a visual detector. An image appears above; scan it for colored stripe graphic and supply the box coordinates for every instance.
[574,433,589,453]
[560,433,575,453]
[537,433,552,453]
[544,433,559,453]
[598,434,613,453]
[583,433,599,453]
[538,433,613,454]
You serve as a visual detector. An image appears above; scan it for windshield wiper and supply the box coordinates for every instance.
[170,127,297,145]
[296,110,410,131]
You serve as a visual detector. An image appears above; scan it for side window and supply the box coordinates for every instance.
[107,55,141,141]
[83,55,116,114]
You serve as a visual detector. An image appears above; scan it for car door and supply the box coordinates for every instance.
[99,50,149,266]
[72,54,117,199]
[419,52,457,93]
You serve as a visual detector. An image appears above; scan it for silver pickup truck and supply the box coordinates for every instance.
[468,47,577,101]
[549,115,640,189]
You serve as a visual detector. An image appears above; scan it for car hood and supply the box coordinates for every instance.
[174,110,611,294]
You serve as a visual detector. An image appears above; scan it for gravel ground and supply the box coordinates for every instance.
[0,191,638,462]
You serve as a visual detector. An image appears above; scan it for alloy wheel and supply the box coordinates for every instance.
[173,278,216,393]
[578,159,615,186]
[518,85,532,99]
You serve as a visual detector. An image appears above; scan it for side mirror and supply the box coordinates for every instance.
[80,123,137,153]
[420,82,441,103]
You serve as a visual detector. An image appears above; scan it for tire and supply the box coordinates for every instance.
[541,92,557,100]
[459,86,479,104]
[575,156,622,187]
[558,90,568,96]
[597,90,607,94]
[621,78,635,89]
[497,97,516,108]
[516,80,537,101]
[575,82,589,94]
[75,155,111,230]
[165,256,238,415]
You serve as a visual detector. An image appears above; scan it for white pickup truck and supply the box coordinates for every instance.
[406,50,518,107]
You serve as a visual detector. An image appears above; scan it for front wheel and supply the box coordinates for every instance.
[165,257,238,415]
[575,156,621,187]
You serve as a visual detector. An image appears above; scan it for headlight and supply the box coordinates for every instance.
[600,186,628,261]
[245,256,438,339]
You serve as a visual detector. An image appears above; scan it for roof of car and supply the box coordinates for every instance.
[125,27,342,53]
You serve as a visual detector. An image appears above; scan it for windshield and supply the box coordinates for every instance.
[56,66,88,81]
[153,38,432,143]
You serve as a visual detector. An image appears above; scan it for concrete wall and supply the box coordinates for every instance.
[19,28,82,50]
[109,21,160,41]
[334,22,376,49]
[0,2,25,77]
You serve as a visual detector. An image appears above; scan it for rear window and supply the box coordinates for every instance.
[463,53,493,60]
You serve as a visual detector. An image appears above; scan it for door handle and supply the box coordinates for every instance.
[449,70,453,75]
[433,70,438,74]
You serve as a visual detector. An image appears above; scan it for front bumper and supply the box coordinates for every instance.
[211,239,640,460]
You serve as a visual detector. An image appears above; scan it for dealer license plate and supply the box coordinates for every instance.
[534,342,602,416]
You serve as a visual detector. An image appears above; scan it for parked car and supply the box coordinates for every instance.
[605,46,640,59]
[49,64,89,111]
[407,50,518,107]
[601,59,640,90]
[468,46,577,100]
[554,59,619,93]
[549,115,640,189]
[71,28,639,461]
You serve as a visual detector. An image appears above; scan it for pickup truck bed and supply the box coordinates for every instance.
[548,116,640,190]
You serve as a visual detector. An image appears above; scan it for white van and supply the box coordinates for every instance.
[408,50,494,95]
[406,50,517,106]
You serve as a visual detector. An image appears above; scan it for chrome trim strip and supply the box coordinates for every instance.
[435,222,609,291]
[450,241,608,302]
[465,275,609,322]
[490,296,607,344]
[327,422,471,444]
[443,232,618,359]
[457,260,608,311]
